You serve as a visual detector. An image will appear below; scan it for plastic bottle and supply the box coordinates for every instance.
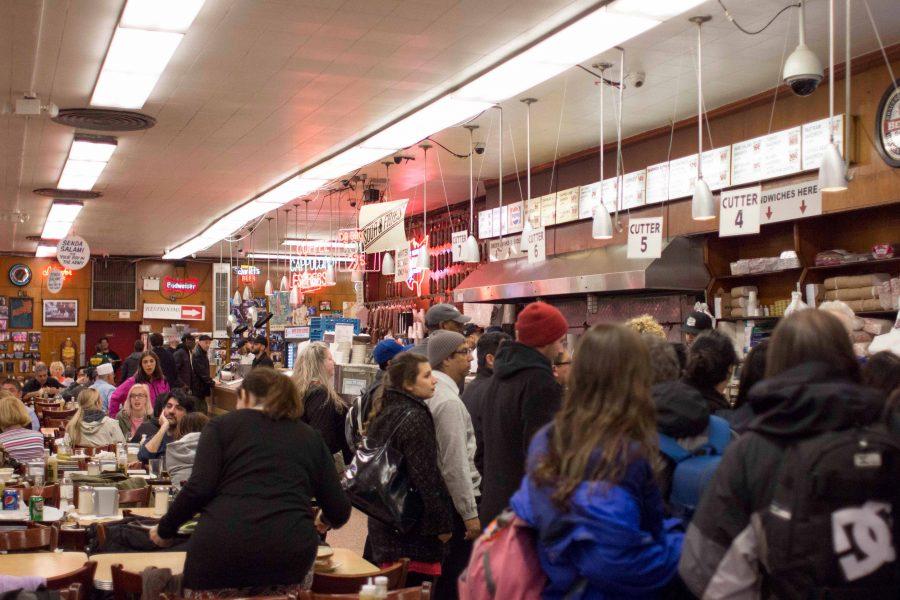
[359,584,378,600]
[116,443,128,474]
[374,576,389,599]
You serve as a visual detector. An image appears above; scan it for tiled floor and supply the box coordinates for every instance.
[327,508,367,556]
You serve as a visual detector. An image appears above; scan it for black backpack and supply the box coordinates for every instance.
[759,425,900,598]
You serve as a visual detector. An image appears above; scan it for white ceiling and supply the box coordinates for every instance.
[1,0,898,257]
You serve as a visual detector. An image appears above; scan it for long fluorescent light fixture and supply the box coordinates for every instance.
[163,0,703,259]
[41,201,83,240]
[35,243,58,258]
[57,135,118,191]
[247,253,357,263]
[282,240,359,250]
[91,0,205,109]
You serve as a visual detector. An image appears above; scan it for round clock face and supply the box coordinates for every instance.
[8,263,32,287]
[875,79,900,168]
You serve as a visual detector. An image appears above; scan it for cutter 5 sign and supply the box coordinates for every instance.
[143,303,206,321]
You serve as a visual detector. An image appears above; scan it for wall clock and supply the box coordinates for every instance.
[874,78,900,168]
[8,264,32,287]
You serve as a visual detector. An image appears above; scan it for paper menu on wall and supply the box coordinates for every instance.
[525,196,542,228]
[732,127,801,185]
[802,114,844,170]
[702,146,732,191]
[506,201,524,233]
[602,177,619,211]
[555,187,580,223]
[620,170,646,210]
[645,162,669,205]
[540,194,557,226]
[498,205,509,235]
[490,207,502,237]
[667,154,698,199]
[478,209,493,239]
[578,182,600,219]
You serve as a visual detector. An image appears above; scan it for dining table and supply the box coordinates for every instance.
[320,547,379,576]
[0,505,65,523]
[91,551,187,590]
[0,552,89,578]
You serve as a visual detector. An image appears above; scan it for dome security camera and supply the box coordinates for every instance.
[474,142,486,155]
[783,0,823,97]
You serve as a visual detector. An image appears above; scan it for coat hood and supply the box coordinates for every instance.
[167,431,201,462]
[493,342,553,380]
[747,361,883,439]
[652,380,710,438]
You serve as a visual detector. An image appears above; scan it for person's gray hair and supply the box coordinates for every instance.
[642,334,680,385]
[34,362,48,374]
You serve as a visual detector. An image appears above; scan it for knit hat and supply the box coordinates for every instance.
[515,302,568,348]
[373,339,405,365]
[427,331,466,367]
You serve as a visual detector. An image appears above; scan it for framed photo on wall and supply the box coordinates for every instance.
[43,299,78,327]
[9,297,33,329]
[319,300,331,312]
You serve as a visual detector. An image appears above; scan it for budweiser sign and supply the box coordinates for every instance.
[162,276,199,294]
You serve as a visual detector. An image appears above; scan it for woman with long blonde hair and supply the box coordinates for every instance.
[291,341,350,462]
[65,388,126,448]
[116,383,154,442]
[509,324,683,598]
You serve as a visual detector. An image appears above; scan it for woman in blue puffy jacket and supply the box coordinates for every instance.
[510,324,684,599]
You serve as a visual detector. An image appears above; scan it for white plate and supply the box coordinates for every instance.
[0,505,64,522]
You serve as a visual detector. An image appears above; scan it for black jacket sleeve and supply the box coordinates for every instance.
[191,350,214,396]
[310,432,352,529]
[157,419,222,538]
[521,376,562,454]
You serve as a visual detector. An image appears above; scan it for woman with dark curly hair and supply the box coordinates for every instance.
[683,331,738,418]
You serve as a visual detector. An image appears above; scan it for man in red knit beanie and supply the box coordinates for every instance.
[477,301,567,526]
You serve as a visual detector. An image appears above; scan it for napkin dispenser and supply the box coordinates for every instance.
[92,487,119,517]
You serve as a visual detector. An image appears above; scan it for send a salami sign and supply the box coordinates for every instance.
[143,303,206,321]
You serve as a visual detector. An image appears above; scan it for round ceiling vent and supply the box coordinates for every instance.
[52,108,156,131]
[33,188,102,199]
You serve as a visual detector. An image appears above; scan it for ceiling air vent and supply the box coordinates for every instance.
[33,188,101,199]
[52,108,156,132]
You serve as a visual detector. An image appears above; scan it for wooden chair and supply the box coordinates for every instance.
[118,486,150,507]
[111,563,143,600]
[312,559,409,593]
[47,561,97,595]
[56,583,83,600]
[34,401,62,417]
[44,418,70,430]
[9,483,61,507]
[42,408,77,422]
[300,584,431,599]
[0,523,58,552]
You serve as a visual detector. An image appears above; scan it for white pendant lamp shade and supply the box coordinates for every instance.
[279,275,288,291]
[381,252,395,275]
[463,234,480,263]
[232,290,241,305]
[247,305,258,324]
[351,267,364,283]
[227,313,237,327]
[592,203,613,239]
[419,246,430,270]
[818,142,848,192]
[264,279,273,295]
[520,220,533,252]
[289,285,299,307]
[691,178,716,221]
[242,285,252,301]
[325,263,336,284]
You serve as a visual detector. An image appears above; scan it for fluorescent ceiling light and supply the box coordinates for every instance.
[46,201,84,223]
[35,244,58,258]
[121,0,205,32]
[42,221,74,240]
[253,176,328,205]
[282,240,359,250]
[608,0,707,20]
[247,253,356,263]
[361,97,492,151]
[58,159,108,191]
[300,146,392,181]
[69,138,117,162]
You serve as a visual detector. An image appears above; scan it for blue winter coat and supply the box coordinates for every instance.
[510,425,683,599]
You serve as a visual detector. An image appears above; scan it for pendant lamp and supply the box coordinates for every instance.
[232,290,241,305]
[263,217,273,296]
[289,285,299,307]
[519,99,537,254]
[520,219,532,253]
[325,262,336,285]
[418,143,431,270]
[819,0,848,192]
[382,252,395,275]
[279,275,288,291]
[242,285,252,301]
[264,279,273,295]
[247,305,258,325]
[461,125,481,263]
[350,267,364,283]
[690,16,716,221]
[592,63,613,239]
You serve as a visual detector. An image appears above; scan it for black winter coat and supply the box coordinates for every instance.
[302,385,352,465]
[478,342,561,526]
[365,388,454,564]
[120,352,143,383]
[190,347,214,399]
[679,361,884,597]
[173,346,193,390]
[461,368,493,479]
[151,345,180,390]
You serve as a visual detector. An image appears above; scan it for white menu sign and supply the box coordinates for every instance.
[621,170,646,210]
[478,209,493,239]
[645,162,669,205]
[719,185,762,237]
[526,227,547,264]
[394,247,410,282]
[451,231,467,262]
[732,127,801,185]
[525,197,542,228]
[490,207,502,237]
[578,182,600,220]
[627,217,663,259]
[702,146,732,191]
[602,177,619,211]
[555,187,580,223]
[506,201,524,233]
[488,237,519,262]
[540,194,557,226]
[802,114,844,170]
[668,154,698,199]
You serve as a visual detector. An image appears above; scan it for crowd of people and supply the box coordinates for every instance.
[1,303,897,598]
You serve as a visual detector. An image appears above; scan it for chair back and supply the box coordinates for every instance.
[0,523,58,552]
[73,444,117,455]
[312,558,408,594]
[34,401,63,416]
[44,418,70,429]
[43,408,77,421]
[300,584,430,599]
[57,583,83,600]
[111,563,144,600]
[47,561,97,595]
[118,486,150,507]
[8,483,61,507]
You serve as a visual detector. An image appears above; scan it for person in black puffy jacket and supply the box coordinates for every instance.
[291,341,351,465]
[679,310,884,597]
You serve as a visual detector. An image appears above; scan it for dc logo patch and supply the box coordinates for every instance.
[832,501,896,581]
[687,317,696,327]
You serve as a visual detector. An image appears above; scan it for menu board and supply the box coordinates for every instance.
[478,209,493,239]
[620,170,646,210]
[701,146,732,191]
[578,182,600,220]
[506,201,524,233]
[645,162,669,205]
[555,187,580,223]
[802,114,844,170]
[540,194,557,226]
[488,237,519,262]
[668,154,697,199]
[732,126,801,186]
[602,177,619,211]
[525,196,542,228]
[490,207,502,237]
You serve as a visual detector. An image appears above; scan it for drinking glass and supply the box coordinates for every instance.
[148,458,163,478]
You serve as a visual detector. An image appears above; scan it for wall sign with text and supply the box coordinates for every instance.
[627,217,663,259]
[720,185,762,237]
[875,79,900,168]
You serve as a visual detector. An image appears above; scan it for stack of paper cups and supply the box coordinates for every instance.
[747,291,759,317]
[351,344,366,364]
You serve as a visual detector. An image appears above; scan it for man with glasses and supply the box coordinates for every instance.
[552,350,572,388]
[408,303,471,359]
[425,331,481,599]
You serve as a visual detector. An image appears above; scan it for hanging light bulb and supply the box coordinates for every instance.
[264,279,273,295]
[279,275,288,291]
[690,15,717,221]
[592,204,614,239]
[382,252,395,275]
[463,235,480,263]
[232,290,241,305]
[325,262,336,285]
[247,305,258,325]
[519,219,532,253]
[289,285,299,307]
[242,285,251,301]
[819,0,848,193]
[351,267,364,283]
[692,178,716,220]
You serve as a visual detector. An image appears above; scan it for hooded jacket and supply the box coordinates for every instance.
[166,431,202,487]
[120,352,143,383]
[679,361,884,598]
[479,341,562,526]
[67,412,127,448]
[652,380,712,502]
[151,344,180,390]
[511,425,683,599]
[461,365,493,479]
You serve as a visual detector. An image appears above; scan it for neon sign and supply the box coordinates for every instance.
[41,265,73,279]
[290,270,331,293]
[233,264,260,284]
[162,276,199,294]
[404,236,428,297]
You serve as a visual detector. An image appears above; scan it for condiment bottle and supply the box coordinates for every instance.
[359,584,377,600]
[373,576,389,599]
